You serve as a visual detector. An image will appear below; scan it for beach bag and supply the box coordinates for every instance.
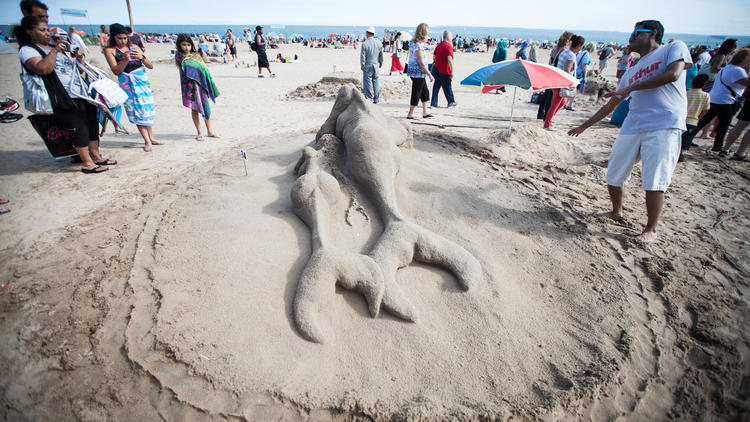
[250,41,257,51]
[20,69,53,114]
[79,64,128,108]
[27,114,77,158]
[718,69,744,115]
[560,87,576,98]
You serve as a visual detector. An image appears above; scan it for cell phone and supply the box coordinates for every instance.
[129,46,138,53]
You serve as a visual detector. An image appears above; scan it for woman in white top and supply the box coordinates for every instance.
[689,48,750,152]
[16,16,113,173]
[544,34,585,129]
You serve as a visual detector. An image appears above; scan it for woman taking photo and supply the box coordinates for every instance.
[104,23,158,151]
[175,34,219,141]
[15,16,113,173]
[406,23,434,119]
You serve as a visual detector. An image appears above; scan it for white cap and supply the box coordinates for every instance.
[365,26,376,34]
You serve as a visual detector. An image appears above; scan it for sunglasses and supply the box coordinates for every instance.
[629,29,653,40]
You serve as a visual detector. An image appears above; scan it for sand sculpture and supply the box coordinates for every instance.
[291,85,483,343]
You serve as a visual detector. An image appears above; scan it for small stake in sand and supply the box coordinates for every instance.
[240,149,248,176]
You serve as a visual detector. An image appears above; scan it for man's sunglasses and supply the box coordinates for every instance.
[629,29,653,40]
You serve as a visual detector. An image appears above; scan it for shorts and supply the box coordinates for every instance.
[230,45,237,55]
[54,99,99,148]
[599,59,608,69]
[257,50,269,68]
[606,128,681,191]
[409,77,429,106]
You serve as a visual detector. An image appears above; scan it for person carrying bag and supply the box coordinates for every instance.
[15,16,115,172]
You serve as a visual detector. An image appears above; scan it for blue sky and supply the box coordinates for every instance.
[1,0,749,35]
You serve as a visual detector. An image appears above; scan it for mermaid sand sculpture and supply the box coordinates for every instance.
[292,85,482,343]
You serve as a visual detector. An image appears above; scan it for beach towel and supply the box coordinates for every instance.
[118,67,155,126]
[180,55,220,119]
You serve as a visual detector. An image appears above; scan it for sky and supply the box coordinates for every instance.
[1,0,749,36]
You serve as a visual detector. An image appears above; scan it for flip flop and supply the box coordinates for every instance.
[0,281,11,295]
[151,141,165,145]
[406,116,416,120]
[143,145,153,152]
[81,165,109,174]
[730,154,747,161]
[207,133,220,138]
[94,158,117,166]
[423,114,434,118]
[0,199,8,205]
[196,135,205,141]
[0,207,10,215]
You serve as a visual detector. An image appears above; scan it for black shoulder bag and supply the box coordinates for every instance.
[24,44,75,111]
[718,67,744,115]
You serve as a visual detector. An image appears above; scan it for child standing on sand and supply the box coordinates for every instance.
[175,34,220,141]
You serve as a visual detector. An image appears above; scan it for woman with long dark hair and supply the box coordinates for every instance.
[15,16,113,173]
[544,35,585,129]
[175,34,219,141]
[389,32,404,75]
[685,47,750,152]
[104,23,158,151]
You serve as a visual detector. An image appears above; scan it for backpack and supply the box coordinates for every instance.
[250,41,258,51]
[599,49,608,60]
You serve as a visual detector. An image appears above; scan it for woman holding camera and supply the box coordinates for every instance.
[104,23,158,151]
[15,15,113,173]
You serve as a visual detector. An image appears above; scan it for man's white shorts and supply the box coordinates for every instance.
[605,128,681,191]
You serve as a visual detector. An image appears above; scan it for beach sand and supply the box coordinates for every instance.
[0,43,749,421]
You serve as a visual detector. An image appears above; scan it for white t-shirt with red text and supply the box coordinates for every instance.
[617,40,692,134]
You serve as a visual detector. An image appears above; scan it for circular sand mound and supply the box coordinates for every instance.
[123,132,638,420]
[287,72,410,100]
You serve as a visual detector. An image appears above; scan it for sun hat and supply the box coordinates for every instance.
[365,26,376,34]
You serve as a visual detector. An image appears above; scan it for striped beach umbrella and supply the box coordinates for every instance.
[461,59,579,134]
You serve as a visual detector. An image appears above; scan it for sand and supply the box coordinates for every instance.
[1,42,749,421]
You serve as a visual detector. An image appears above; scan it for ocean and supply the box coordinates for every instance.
[2,24,748,48]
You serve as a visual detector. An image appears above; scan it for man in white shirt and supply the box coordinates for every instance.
[67,26,88,54]
[696,46,711,68]
[568,20,691,243]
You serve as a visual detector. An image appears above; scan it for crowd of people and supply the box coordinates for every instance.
[8,1,750,243]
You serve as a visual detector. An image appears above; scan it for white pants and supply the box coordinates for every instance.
[606,129,681,191]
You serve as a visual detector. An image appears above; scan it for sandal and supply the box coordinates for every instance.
[0,208,10,215]
[151,141,165,145]
[143,145,153,152]
[406,116,416,120]
[94,158,117,166]
[0,281,11,296]
[196,135,205,141]
[423,114,434,118]
[207,133,220,138]
[729,154,747,161]
[81,165,109,174]
[0,198,8,205]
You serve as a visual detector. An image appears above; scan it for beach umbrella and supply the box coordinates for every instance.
[268,31,285,39]
[328,33,339,38]
[343,32,353,38]
[461,59,579,135]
